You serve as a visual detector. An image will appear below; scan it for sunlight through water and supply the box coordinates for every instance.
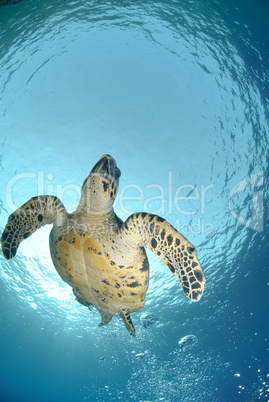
[0,0,268,401]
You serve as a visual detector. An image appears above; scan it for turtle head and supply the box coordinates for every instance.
[80,154,121,214]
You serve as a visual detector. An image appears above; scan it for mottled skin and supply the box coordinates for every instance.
[1,155,206,336]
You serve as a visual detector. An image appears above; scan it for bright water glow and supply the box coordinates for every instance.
[0,0,268,401]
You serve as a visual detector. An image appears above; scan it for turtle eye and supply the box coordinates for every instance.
[187,247,195,254]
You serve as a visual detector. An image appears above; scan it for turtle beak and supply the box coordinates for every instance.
[91,155,121,180]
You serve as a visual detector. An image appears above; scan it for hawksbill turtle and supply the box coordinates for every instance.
[1,155,205,336]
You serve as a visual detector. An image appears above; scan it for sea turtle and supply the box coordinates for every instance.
[1,155,205,336]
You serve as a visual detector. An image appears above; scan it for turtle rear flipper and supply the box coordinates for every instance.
[120,308,136,337]
[72,287,92,307]
[98,310,113,327]
[1,196,67,260]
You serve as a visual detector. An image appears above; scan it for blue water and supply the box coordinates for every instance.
[0,0,268,401]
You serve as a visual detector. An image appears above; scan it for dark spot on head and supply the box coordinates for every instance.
[187,246,195,254]
[110,191,113,198]
[23,232,31,239]
[175,238,180,246]
[118,293,122,298]
[156,216,165,223]
[192,261,198,268]
[167,235,173,246]
[151,238,157,249]
[161,230,166,240]
[141,213,147,219]
[102,181,108,192]
[37,214,43,223]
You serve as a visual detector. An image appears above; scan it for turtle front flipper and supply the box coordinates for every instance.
[1,196,67,260]
[119,308,136,337]
[118,213,206,302]
[98,309,113,328]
